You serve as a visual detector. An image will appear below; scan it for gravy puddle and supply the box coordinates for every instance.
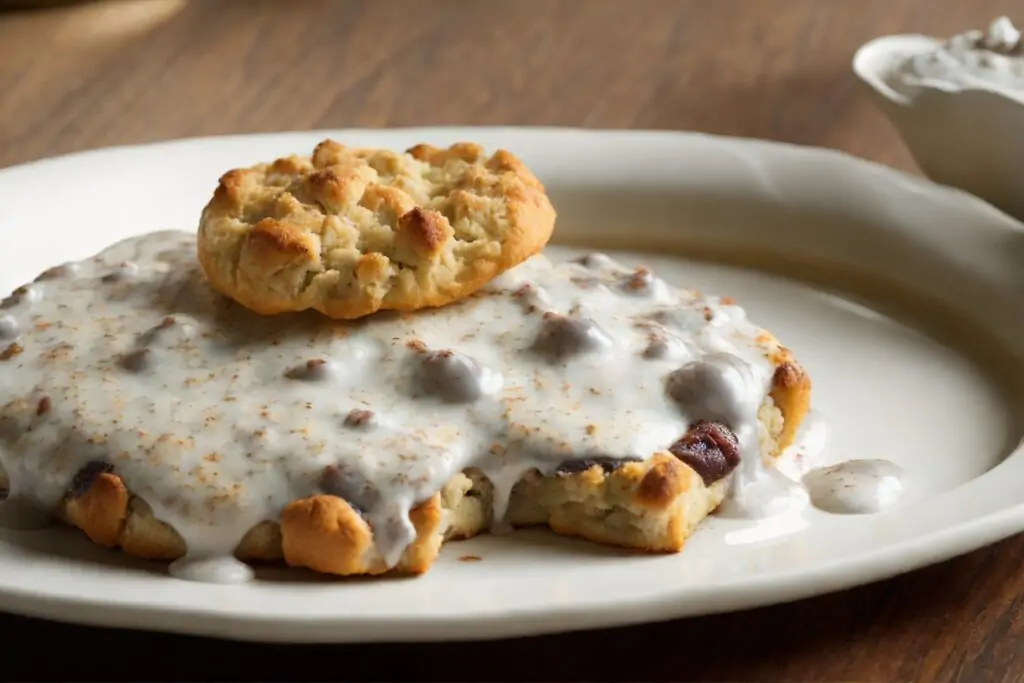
[803,459,906,515]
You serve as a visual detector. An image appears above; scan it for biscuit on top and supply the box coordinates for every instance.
[197,139,557,319]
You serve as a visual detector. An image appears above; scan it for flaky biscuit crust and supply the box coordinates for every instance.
[0,360,811,578]
[45,454,725,577]
[196,140,557,319]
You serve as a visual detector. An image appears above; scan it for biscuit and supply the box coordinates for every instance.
[0,231,813,579]
[196,140,557,319]
[0,382,809,577]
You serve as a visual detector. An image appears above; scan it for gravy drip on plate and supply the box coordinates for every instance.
[802,459,906,515]
[0,232,790,582]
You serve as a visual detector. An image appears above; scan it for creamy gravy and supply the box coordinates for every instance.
[168,555,254,584]
[893,16,1024,93]
[802,459,906,515]
[0,231,794,581]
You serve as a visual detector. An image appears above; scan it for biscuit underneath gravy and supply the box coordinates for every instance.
[0,232,812,580]
[196,140,557,319]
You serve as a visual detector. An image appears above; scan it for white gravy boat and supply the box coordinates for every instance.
[853,32,1024,222]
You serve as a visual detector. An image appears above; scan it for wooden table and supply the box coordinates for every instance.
[2,1,1022,680]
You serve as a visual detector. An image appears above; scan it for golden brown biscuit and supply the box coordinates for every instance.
[0,230,814,579]
[0,371,810,577]
[196,140,557,319]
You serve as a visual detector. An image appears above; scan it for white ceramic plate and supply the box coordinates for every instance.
[0,128,1022,643]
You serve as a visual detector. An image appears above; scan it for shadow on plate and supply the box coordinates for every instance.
[0,523,640,584]
[1009,228,1024,302]
[448,526,645,559]
[0,524,166,576]
[246,529,642,583]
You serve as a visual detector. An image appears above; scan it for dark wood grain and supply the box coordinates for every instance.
[2,1,1023,681]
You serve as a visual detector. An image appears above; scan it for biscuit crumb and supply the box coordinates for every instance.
[0,342,23,360]
[458,555,482,563]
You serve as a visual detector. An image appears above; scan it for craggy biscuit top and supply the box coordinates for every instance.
[197,140,557,319]
[0,231,805,580]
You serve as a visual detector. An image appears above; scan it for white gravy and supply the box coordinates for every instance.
[802,459,906,515]
[893,16,1024,93]
[0,231,792,582]
[0,231,909,581]
[168,555,255,584]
